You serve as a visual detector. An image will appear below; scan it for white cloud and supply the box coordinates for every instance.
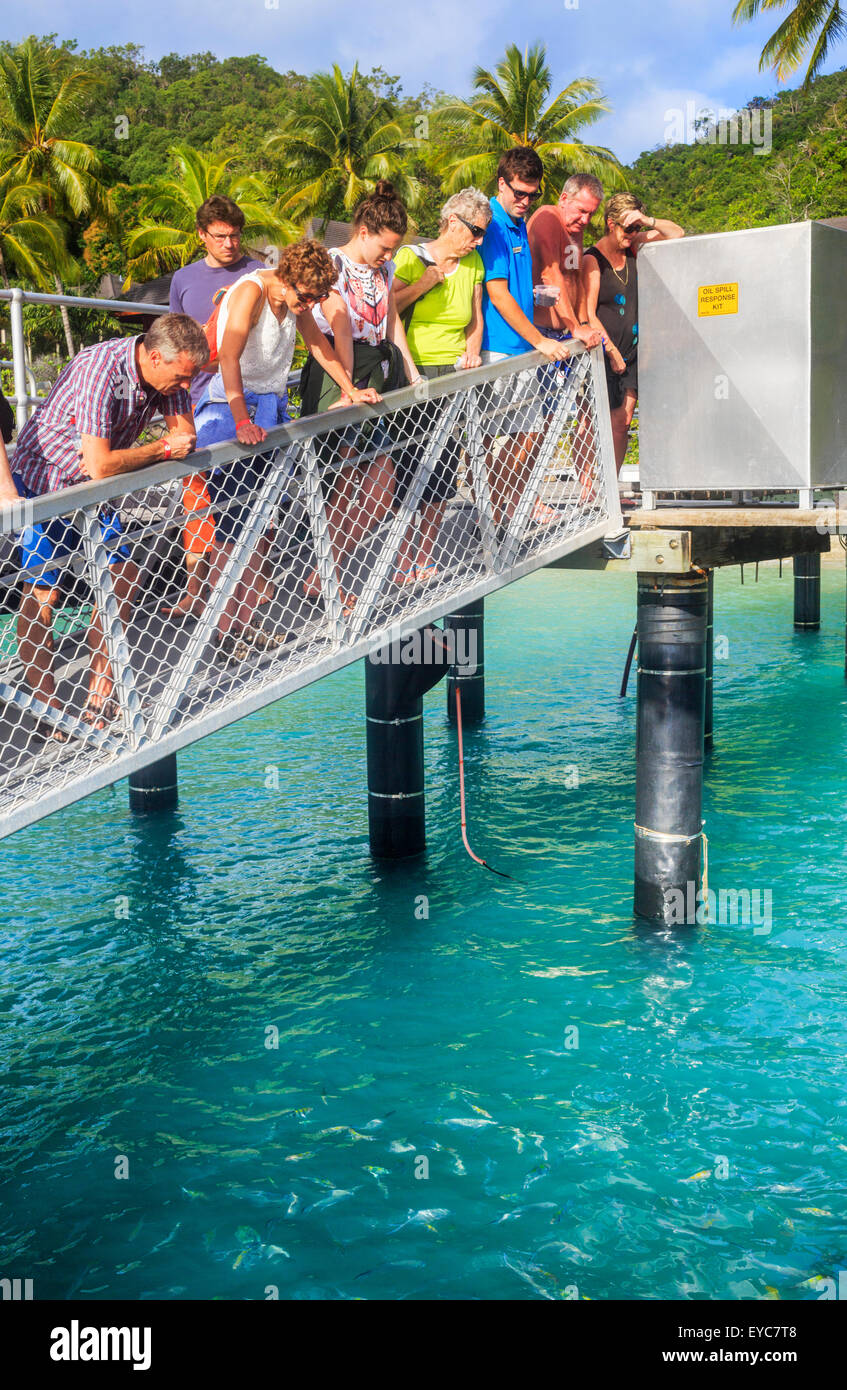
[595,85,743,163]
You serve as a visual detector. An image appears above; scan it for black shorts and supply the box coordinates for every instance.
[605,354,638,411]
[394,366,462,510]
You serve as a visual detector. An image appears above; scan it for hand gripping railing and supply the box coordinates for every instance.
[0,342,621,840]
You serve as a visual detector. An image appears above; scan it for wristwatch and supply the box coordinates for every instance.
[162,439,172,460]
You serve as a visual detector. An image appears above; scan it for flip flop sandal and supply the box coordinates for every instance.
[32,716,71,745]
[240,625,289,651]
[81,697,119,730]
[213,632,240,664]
[160,601,204,622]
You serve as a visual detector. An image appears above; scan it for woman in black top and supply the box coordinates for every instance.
[582,193,684,471]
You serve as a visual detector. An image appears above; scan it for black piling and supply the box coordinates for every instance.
[446,600,485,725]
[129,754,178,813]
[793,552,821,631]
[634,573,708,926]
[366,626,450,859]
[704,569,714,752]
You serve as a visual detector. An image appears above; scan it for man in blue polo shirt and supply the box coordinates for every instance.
[479,147,570,531]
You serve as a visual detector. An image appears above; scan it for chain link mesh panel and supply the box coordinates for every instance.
[0,345,620,839]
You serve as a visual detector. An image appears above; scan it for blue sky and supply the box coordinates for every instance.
[5,0,846,163]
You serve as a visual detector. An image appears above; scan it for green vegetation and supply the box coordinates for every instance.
[631,68,847,233]
[733,0,846,87]
[0,31,846,369]
[435,42,624,194]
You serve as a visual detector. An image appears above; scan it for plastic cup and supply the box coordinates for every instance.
[533,284,561,306]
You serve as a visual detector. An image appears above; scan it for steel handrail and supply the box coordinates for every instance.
[0,286,171,434]
[0,344,593,532]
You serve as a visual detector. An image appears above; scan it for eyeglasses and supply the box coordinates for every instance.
[203,229,242,243]
[454,213,489,239]
[502,179,541,205]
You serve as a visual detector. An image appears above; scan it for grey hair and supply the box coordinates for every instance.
[143,313,210,365]
[439,187,492,232]
[561,173,604,202]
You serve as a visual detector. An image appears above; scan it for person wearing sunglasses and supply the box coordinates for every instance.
[193,240,381,658]
[165,196,266,619]
[390,187,491,584]
[478,147,571,533]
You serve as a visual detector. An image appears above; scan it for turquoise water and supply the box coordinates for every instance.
[2,560,847,1301]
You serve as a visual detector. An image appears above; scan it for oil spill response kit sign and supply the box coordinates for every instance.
[697,283,739,316]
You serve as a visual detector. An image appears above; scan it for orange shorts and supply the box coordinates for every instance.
[182,472,215,556]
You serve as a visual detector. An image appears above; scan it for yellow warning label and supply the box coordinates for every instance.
[697,282,739,316]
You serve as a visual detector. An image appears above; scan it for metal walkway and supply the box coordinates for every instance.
[0,344,621,840]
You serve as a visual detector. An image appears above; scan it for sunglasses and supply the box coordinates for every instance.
[502,179,541,205]
[454,212,489,239]
[293,288,329,308]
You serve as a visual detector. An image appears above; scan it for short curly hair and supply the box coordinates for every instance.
[275,239,339,297]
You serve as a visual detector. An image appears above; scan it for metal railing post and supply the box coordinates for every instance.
[9,288,28,434]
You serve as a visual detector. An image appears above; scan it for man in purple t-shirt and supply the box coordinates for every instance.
[166,195,264,616]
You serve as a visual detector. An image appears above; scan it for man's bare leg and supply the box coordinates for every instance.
[84,560,140,727]
[484,431,538,529]
[18,583,61,718]
[162,550,209,619]
[302,463,356,602]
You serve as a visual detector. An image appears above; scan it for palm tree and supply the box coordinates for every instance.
[732,0,846,86]
[124,143,299,283]
[265,64,421,223]
[0,174,75,289]
[436,42,624,196]
[0,37,110,354]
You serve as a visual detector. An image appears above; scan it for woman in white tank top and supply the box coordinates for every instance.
[194,241,381,657]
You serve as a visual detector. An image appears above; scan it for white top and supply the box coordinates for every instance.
[312,250,395,347]
[207,270,296,400]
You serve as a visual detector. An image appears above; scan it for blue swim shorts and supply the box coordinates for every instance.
[14,476,130,589]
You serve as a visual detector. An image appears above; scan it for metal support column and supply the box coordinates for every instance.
[794,552,820,631]
[704,569,714,752]
[129,754,178,813]
[9,288,29,435]
[445,600,484,725]
[634,573,708,925]
[366,626,450,858]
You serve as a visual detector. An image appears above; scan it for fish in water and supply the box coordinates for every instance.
[150,1222,182,1253]
[388,1208,450,1235]
[306,1189,355,1214]
[444,1117,495,1129]
[354,1258,426,1280]
[284,1194,302,1218]
[523,1162,551,1189]
[364,1166,390,1196]
[503,1255,565,1301]
[492,1201,559,1224]
[682,1169,712,1182]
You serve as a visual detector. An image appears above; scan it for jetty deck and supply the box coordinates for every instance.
[0,345,623,841]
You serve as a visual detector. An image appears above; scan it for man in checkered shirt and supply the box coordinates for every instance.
[0,314,208,735]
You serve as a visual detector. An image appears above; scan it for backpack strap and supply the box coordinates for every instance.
[400,244,437,330]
